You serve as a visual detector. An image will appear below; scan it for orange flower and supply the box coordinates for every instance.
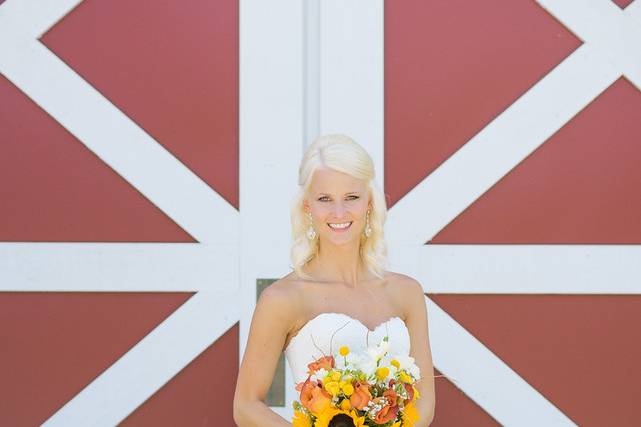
[402,381,415,406]
[306,355,335,375]
[295,376,310,392]
[349,381,372,410]
[373,389,400,424]
[299,378,332,415]
[390,378,413,405]
[383,388,398,407]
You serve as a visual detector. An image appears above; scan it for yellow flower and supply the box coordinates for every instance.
[324,381,341,396]
[375,366,390,381]
[330,370,342,381]
[340,381,354,396]
[292,409,313,427]
[401,401,420,427]
[413,385,421,401]
[390,358,400,369]
[399,371,413,383]
[390,422,402,427]
[339,398,352,411]
[339,345,350,356]
[313,407,366,427]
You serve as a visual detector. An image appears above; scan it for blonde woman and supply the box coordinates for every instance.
[234,134,435,426]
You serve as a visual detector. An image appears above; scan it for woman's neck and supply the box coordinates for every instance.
[305,238,370,287]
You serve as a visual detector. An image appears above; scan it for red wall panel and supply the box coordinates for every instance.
[1,0,238,425]
[385,0,641,425]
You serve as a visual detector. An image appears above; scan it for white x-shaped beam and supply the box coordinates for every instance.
[0,0,639,426]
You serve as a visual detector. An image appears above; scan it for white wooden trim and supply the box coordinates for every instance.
[303,0,320,146]
[318,0,385,186]
[537,0,641,88]
[389,245,641,294]
[239,0,306,418]
[0,0,637,424]
[0,0,82,39]
[0,243,237,292]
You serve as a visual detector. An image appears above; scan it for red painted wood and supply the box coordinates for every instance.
[121,323,239,426]
[432,78,641,244]
[2,0,239,424]
[430,294,641,426]
[432,368,501,426]
[0,293,193,426]
[385,0,581,208]
[386,0,641,424]
[41,0,239,209]
[0,75,194,242]
[611,0,635,9]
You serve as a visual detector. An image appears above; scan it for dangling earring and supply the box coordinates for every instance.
[364,209,372,238]
[306,211,317,240]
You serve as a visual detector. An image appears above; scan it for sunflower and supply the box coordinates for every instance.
[401,401,420,427]
[292,409,313,427]
[313,407,366,427]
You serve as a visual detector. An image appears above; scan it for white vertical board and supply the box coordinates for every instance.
[239,0,305,419]
[318,0,385,187]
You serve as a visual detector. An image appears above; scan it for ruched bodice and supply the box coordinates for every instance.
[284,312,411,384]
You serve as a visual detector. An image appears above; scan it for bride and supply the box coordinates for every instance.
[234,134,436,426]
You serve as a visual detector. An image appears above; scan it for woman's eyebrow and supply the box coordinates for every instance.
[318,191,360,196]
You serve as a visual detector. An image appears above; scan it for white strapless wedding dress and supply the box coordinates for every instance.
[284,312,411,384]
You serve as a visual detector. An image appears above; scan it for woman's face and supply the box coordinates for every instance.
[303,167,371,245]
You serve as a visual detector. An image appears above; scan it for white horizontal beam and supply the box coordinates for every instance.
[389,244,641,294]
[0,243,238,291]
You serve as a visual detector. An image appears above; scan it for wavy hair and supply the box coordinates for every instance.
[290,134,388,280]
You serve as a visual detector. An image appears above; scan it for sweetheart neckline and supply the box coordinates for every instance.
[284,312,406,352]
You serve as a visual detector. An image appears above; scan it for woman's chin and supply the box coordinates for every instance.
[321,234,358,245]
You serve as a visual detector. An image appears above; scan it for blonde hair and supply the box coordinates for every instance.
[290,134,388,280]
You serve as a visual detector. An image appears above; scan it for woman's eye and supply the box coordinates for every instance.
[318,196,359,202]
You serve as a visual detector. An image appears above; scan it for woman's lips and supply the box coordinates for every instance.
[327,221,353,232]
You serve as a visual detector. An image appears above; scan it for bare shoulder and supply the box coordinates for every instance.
[384,270,424,295]
[383,271,426,318]
[258,272,299,304]
[255,272,304,327]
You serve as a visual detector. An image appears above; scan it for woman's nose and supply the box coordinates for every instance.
[332,201,346,217]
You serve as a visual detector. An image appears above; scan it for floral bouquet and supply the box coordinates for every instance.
[292,336,421,427]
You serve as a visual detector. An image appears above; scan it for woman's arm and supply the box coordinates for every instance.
[403,276,436,426]
[233,400,290,427]
[233,282,295,426]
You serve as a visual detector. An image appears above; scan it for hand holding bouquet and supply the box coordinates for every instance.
[292,336,422,427]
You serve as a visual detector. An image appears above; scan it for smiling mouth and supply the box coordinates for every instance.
[327,221,353,231]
